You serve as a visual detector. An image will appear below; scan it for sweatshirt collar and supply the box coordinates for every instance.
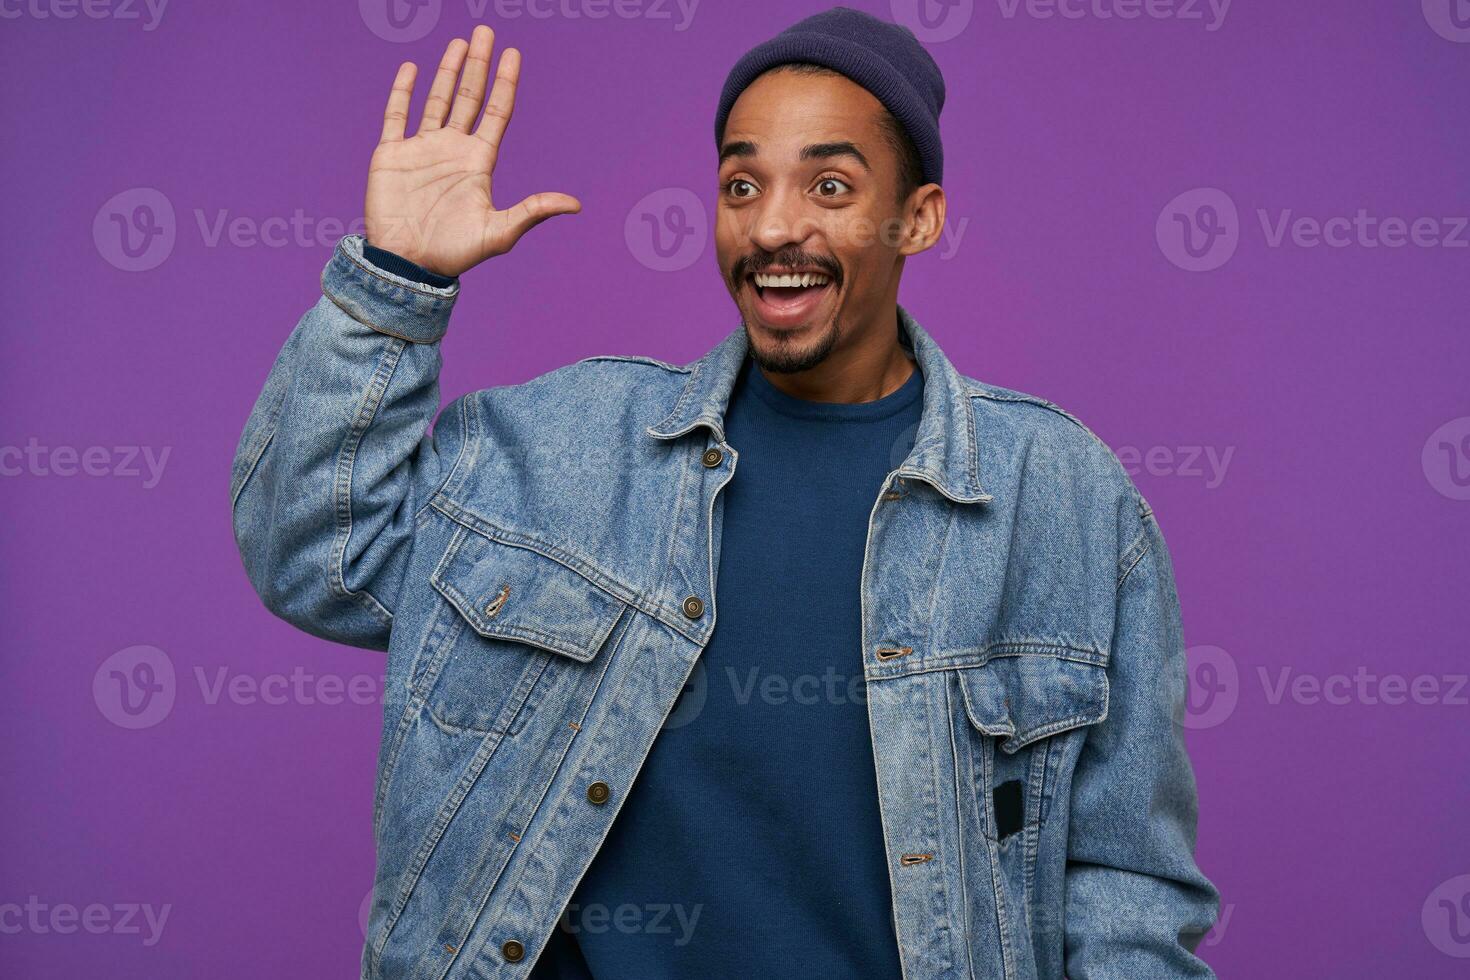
[647,305,990,504]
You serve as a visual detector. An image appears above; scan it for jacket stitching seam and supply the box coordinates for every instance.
[327,338,402,625]
[230,422,276,509]
[875,645,1109,679]
[414,394,471,526]
[944,678,980,980]
[1117,528,1152,591]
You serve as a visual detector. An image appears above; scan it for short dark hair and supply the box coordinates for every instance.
[715,62,925,205]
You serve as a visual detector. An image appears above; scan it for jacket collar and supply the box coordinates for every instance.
[647,305,991,504]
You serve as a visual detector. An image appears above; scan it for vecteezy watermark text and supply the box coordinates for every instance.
[0,0,169,30]
[358,0,700,42]
[0,440,170,488]
[994,0,1230,31]
[94,646,387,730]
[1115,444,1235,489]
[94,187,462,272]
[556,902,703,945]
[0,897,170,946]
[1157,188,1470,272]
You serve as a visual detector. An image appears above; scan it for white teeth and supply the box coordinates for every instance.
[754,272,831,288]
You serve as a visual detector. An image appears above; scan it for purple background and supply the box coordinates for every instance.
[3,0,1468,976]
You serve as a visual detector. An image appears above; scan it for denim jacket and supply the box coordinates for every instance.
[231,234,1221,980]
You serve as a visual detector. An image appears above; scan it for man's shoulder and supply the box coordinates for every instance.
[962,375,1106,452]
[447,351,691,433]
[960,374,1144,512]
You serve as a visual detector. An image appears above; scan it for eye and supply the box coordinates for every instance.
[724,178,758,199]
[815,176,851,197]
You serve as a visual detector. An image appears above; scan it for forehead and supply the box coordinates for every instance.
[722,68,887,153]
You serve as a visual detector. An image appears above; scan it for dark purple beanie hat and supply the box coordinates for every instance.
[714,5,946,186]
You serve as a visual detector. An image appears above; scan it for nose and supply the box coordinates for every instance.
[745,186,819,255]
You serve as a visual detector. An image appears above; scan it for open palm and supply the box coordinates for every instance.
[365,26,580,279]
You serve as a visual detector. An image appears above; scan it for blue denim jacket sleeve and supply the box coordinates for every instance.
[1063,495,1222,977]
[229,234,463,651]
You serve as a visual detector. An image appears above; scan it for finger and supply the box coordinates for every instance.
[474,46,520,151]
[499,192,582,246]
[420,37,469,131]
[447,24,494,132]
[379,62,417,143]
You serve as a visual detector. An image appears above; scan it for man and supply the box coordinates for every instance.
[231,7,1220,979]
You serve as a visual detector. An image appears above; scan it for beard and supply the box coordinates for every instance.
[739,310,841,374]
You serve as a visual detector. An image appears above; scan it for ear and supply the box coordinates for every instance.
[899,184,948,257]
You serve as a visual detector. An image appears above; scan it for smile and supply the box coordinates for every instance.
[746,268,837,328]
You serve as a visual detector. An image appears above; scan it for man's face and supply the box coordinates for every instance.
[716,68,912,374]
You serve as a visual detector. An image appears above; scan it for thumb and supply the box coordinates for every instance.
[497,192,582,249]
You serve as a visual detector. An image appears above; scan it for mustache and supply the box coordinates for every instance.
[731,248,842,285]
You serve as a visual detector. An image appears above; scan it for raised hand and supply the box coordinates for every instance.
[364,25,581,279]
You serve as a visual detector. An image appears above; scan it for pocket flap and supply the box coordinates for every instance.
[430,528,626,663]
[956,653,1109,754]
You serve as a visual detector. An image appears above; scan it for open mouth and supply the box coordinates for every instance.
[746,270,836,328]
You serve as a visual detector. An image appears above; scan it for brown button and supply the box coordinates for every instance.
[681,595,704,618]
[702,447,724,467]
[587,781,611,805]
[501,939,525,962]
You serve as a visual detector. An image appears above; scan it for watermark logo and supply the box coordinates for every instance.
[1157,187,1239,272]
[1258,666,1467,707]
[890,0,975,42]
[555,899,705,946]
[360,874,444,942]
[1257,209,1469,250]
[193,208,372,250]
[360,0,442,42]
[1160,189,1470,272]
[0,0,170,30]
[1182,644,1238,729]
[661,659,872,728]
[94,188,175,273]
[626,188,707,272]
[359,885,375,940]
[663,659,707,731]
[359,0,701,38]
[1179,901,1234,949]
[93,187,429,270]
[94,647,387,729]
[889,421,922,471]
[556,902,702,945]
[0,898,171,946]
[1203,901,1233,947]
[468,0,701,30]
[1423,0,1470,43]
[1116,444,1235,489]
[994,0,1231,32]
[93,645,176,730]
[0,440,171,487]
[1423,417,1470,501]
[1423,874,1470,958]
[193,666,385,708]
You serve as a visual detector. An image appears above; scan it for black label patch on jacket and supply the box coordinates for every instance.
[993,779,1024,840]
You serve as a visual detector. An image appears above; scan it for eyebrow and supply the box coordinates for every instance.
[718,140,872,171]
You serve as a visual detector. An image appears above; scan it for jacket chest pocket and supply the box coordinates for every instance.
[415,525,630,736]
[952,651,1109,841]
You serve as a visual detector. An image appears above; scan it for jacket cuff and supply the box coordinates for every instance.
[322,234,460,344]
[361,242,459,289]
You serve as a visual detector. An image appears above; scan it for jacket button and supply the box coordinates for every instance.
[501,939,525,962]
[681,595,704,618]
[701,447,723,467]
[587,781,611,805]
